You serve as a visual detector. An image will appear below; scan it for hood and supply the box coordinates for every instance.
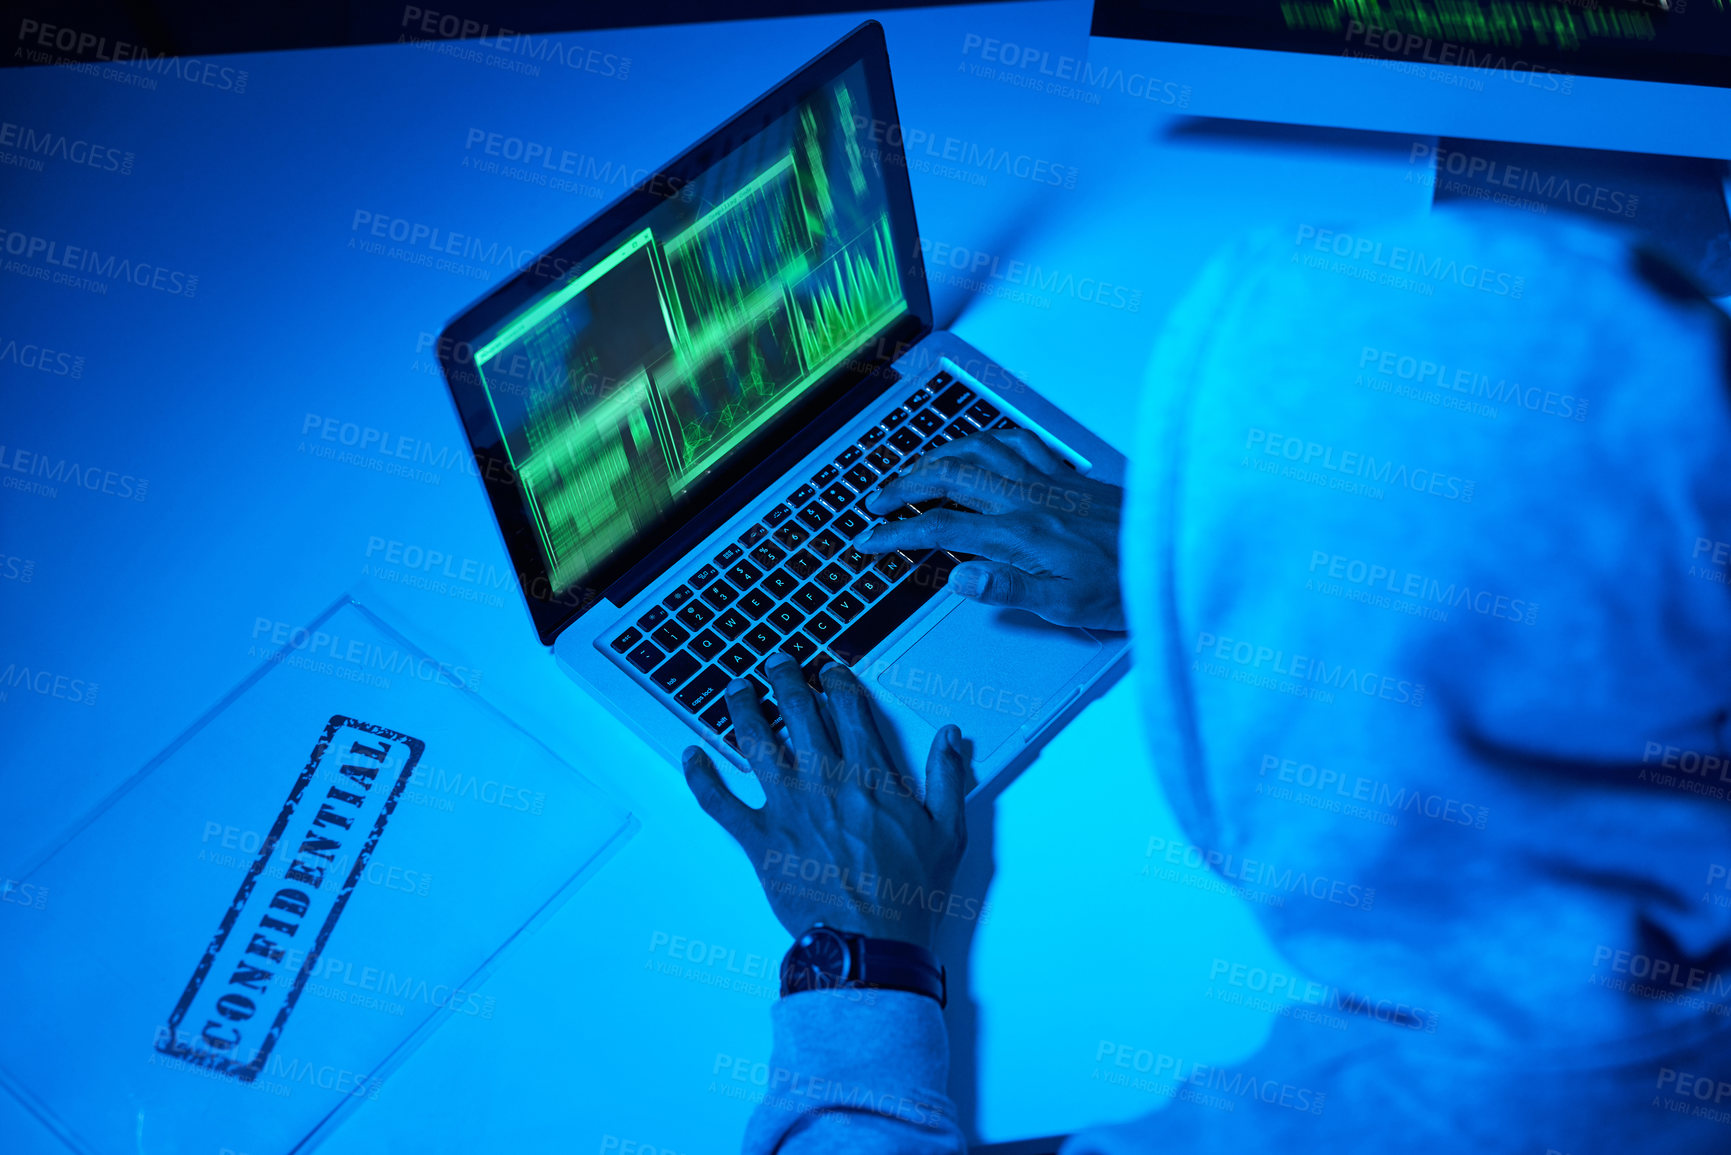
[1123,204,1731,1060]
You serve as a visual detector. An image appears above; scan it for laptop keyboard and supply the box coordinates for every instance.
[606,369,1016,755]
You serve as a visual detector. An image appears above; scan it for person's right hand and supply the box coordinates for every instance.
[681,654,971,952]
[856,428,1126,631]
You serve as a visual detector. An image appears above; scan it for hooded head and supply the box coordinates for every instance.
[1124,205,1731,1061]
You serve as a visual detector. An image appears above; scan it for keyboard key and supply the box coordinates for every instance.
[626,640,664,672]
[727,560,763,588]
[653,621,690,650]
[812,464,840,486]
[911,409,945,435]
[779,630,820,661]
[859,426,887,447]
[763,568,798,599]
[664,585,695,611]
[713,608,750,640]
[874,550,916,580]
[746,538,784,568]
[766,602,805,633]
[830,591,866,621]
[788,484,817,506]
[993,416,1018,430]
[765,504,793,527]
[611,627,642,654]
[844,464,877,491]
[831,552,962,664]
[743,623,780,654]
[887,499,934,524]
[638,604,668,630]
[834,509,871,539]
[851,572,888,601]
[904,388,932,408]
[810,529,845,559]
[821,482,855,510]
[689,629,726,660]
[928,432,952,448]
[797,501,831,530]
[932,381,975,417]
[676,666,731,714]
[774,521,810,550]
[966,400,1000,426]
[740,524,768,547]
[702,580,738,610]
[715,543,744,567]
[866,447,899,472]
[720,645,757,677]
[690,564,719,588]
[740,588,774,619]
[699,697,733,734]
[889,427,923,453]
[885,501,924,522]
[816,563,851,593]
[883,407,909,427]
[930,371,954,388]
[839,546,871,572]
[945,417,978,439]
[785,550,821,579]
[678,600,715,629]
[651,650,702,693]
[805,612,840,643]
[793,583,827,612]
[836,445,863,466]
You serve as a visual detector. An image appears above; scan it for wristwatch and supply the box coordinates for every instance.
[779,922,947,1007]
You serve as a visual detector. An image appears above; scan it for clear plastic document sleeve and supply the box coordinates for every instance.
[0,593,637,1154]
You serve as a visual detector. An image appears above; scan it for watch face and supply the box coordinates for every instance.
[787,927,851,991]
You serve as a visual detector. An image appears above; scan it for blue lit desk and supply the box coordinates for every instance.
[0,2,1442,1148]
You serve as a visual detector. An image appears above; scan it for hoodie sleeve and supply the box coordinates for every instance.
[740,988,967,1154]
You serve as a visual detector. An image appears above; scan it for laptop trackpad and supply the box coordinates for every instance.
[873,600,1103,758]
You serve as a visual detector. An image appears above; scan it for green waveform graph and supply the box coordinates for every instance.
[519,368,673,590]
[665,155,815,347]
[790,215,904,373]
[660,297,806,475]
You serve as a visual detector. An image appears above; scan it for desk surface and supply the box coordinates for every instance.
[1,1,1455,1149]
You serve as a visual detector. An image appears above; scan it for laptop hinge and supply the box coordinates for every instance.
[598,321,929,609]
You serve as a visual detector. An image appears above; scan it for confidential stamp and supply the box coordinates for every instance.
[158,715,424,1081]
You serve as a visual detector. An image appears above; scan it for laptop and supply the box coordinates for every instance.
[437,20,1129,807]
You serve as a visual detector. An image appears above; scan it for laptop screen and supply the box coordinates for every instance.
[466,57,908,603]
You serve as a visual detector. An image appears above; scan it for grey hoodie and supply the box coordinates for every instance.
[743,206,1731,1153]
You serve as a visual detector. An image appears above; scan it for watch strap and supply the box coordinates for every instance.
[855,936,946,1008]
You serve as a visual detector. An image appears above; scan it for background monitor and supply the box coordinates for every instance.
[1089,0,1731,158]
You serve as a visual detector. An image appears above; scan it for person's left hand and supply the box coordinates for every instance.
[681,652,971,952]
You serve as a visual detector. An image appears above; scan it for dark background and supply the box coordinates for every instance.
[5,0,1025,62]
